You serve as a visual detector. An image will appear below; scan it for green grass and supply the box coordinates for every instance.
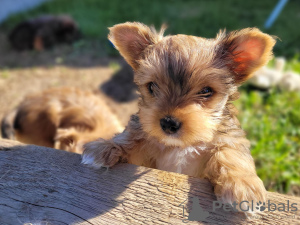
[236,88,300,193]
[1,0,300,194]
[1,0,300,57]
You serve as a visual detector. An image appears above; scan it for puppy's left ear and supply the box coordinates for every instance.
[217,28,276,83]
[108,22,164,70]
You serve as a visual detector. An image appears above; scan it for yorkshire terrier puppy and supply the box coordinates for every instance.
[82,22,276,206]
[1,87,123,153]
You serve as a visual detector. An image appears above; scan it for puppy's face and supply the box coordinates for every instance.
[109,22,275,147]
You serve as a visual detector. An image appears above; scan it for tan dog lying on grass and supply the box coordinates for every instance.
[82,22,276,208]
[1,87,123,153]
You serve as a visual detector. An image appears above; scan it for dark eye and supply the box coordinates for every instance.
[148,82,156,95]
[198,87,213,98]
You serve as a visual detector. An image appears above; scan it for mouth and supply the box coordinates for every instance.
[160,136,185,147]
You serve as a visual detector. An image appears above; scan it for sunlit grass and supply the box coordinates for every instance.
[236,88,300,193]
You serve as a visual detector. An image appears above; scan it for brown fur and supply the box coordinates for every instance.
[2,87,123,153]
[82,22,276,207]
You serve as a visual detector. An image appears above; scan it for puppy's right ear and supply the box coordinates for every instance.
[108,22,163,70]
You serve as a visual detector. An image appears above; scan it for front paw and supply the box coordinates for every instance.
[214,175,266,212]
[82,139,125,168]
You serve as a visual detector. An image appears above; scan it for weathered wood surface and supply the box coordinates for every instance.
[0,139,299,225]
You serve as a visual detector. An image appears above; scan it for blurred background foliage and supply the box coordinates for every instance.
[0,0,299,194]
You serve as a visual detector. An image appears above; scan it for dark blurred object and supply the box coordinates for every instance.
[8,15,81,51]
[101,63,138,102]
[1,109,17,140]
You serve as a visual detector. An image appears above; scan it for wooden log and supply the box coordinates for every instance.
[0,139,299,224]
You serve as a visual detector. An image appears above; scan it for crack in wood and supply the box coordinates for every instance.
[7,197,95,225]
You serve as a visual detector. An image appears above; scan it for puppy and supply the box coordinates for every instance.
[9,15,81,51]
[82,22,276,206]
[1,87,123,153]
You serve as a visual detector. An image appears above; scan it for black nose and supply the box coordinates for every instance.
[160,116,181,134]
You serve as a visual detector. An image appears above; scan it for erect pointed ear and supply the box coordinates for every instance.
[217,28,276,83]
[108,22,164,70]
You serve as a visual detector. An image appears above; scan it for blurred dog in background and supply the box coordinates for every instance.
[9,15,81,51]
[1,87,123,153]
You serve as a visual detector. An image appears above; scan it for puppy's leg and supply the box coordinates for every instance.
[204,146,266,208]
[54,128,79,152]
[82,115,144,168]
[82,137,124,168]
[1,109,17,140]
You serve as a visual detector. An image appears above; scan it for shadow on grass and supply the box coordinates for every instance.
[0,31,118,69]
[100,62,137,103]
